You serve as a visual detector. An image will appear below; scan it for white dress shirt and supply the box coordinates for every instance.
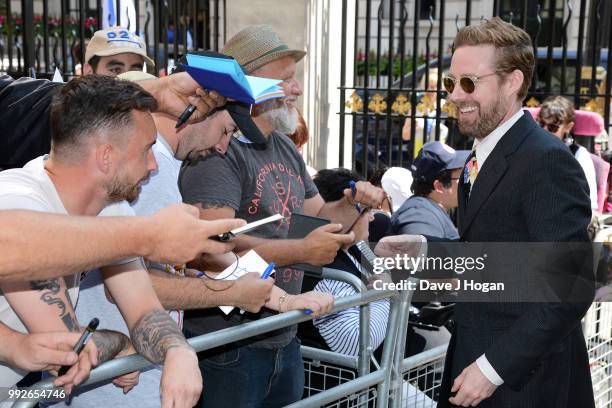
[469,108,524,387]
[472,109,524,170]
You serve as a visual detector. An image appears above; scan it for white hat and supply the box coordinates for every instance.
[381,167,413,212]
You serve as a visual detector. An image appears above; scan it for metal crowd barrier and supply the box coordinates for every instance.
[13,268,398,408]
[585,302,612,408]
[287,287,415,408]
[15,271,611,408]
[389,301,612,408]
[396,345,446,408]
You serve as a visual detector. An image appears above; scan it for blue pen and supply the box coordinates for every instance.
[240,262,276,315]
[349,180,360,212]
[262,262,276,279]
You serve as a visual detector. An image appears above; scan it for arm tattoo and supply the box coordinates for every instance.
[30,279,79,331]
[91,330,131,363]
[130,309,190,364]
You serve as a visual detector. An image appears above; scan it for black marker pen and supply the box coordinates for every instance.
[175,104,197,128]
[58,318,99,376]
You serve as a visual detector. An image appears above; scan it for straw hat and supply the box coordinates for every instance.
[221,25,305,73]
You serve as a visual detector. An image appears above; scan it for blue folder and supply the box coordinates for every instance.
[183,54,284,104]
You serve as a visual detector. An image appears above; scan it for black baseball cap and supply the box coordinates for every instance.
[411,141,471,181]
[173,51,267,144]
[224,101,266,144]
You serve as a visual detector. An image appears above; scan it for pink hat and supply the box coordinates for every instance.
[573,111,604,136]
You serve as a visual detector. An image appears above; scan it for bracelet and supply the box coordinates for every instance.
[278,293,289,312]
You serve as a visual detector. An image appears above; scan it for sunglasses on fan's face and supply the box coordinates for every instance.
[443,73,498,94]
[538,121,561,133]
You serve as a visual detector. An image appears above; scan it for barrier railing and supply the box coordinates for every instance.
[13,269,396,408]
[13,271,611,408]
[397,345,447,408]
[287,288,414,408]
[320,267,372,377]
[392,302,612,408]
[585,302,612,408]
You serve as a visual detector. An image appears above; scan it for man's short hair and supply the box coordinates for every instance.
[411,169,453,197]
[314,168,363,202]
[454,17,534,101]
[50,75,158,159]
[538,95,575,125]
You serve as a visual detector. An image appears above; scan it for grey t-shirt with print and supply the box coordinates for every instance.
[179,131,319,348]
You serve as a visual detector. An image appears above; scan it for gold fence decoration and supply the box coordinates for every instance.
[391,92,411,115]
[525,96,540,108]
[417,92,437,115]
[368,93,387,114]
[345,91,363,113]
[581,98,601,114]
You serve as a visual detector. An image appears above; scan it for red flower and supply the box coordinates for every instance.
[85,17,97,30]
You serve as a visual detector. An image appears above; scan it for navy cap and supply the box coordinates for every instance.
[411,141,471,181]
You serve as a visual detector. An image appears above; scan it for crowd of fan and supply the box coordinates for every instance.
[0,20,607,408]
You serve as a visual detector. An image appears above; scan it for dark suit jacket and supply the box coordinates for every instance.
[439,112,596,408]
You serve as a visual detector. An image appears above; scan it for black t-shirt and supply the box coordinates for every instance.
[0,75,62,170]
[179,131,318,348]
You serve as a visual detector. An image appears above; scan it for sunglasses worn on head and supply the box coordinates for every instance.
[538,121,561,133]
[443,73,498,94]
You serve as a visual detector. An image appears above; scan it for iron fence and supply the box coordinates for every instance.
[0,0,226,79]
[338,0,612,178]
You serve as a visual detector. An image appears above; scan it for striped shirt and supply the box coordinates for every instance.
[313,279,390,357]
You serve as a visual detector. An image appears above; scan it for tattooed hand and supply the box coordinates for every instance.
[47,328,132,394]
[130,309,191,364]
[91,330,131,363]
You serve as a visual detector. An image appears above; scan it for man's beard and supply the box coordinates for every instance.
[105,174,142,204]
[456,93,507,140]
[255,99,298,134]
[184,147,215,163]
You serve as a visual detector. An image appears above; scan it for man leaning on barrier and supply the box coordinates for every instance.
[52,70,275,408]
[0,76,214,408]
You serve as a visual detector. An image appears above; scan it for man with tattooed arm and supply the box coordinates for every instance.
[0,76,212,408]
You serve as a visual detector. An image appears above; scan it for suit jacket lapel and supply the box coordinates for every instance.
[459,112,535,237]
[460,152,508,236]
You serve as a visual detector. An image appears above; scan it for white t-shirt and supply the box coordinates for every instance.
[55,136,183,407]
[130,135,184,326]
[0,156,134,388]
[574,145,599,211]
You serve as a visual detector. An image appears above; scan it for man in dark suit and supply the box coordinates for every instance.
[438,17,595,407]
